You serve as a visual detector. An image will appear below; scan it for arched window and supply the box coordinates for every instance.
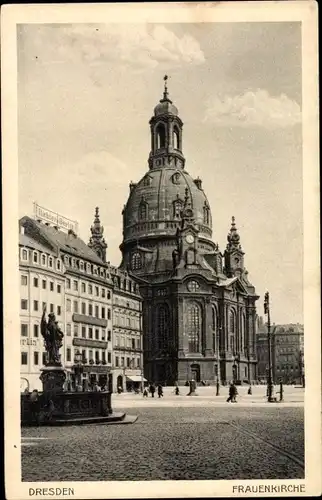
[131,252,142,271]
[143,176,152,187]
[173,199,183,218]
[203,205,210,225]
[139,202,148,220]
[212,307,217,352]
[241,313,246,353]
[156,124,166,149]
[229,310,236,333]
[173,127,180,149]
[157,304,170,351]
[229,309,236,352]
[187,302,201,353]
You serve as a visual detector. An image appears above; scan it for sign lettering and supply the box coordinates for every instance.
[34,203,78,234]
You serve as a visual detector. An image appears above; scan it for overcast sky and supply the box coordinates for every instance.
[17,22,303,324]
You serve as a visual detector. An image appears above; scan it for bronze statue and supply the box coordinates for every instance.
[41,305,64,366]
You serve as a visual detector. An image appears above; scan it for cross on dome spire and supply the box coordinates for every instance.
[160,74,172,103]
[163,75,168,99]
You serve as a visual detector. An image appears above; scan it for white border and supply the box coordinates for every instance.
[1,2,320,499]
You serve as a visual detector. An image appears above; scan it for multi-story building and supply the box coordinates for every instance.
[111,267,144,392]
[256,320,304,384]
[19,225,65,391]
[19,208,143,393]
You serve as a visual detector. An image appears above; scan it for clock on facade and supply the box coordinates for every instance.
[187,280,200,292]
[185,233,195,244]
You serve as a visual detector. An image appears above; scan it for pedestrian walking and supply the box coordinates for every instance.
[174,384,180,396]
[247,385,252,395]
[149,383,156,398]
[157,384,163,398]
[232,384,238,402]
[226,382,236,403]
[143,388,149,397]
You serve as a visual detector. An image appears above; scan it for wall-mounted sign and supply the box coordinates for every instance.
[34,203,79,234]
[20,338,40,347]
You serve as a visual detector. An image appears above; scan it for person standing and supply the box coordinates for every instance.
[157,384,163,398]
[29,389,41,425]
[149,383,156,398]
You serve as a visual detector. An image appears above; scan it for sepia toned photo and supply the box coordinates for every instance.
[2,2,320,499]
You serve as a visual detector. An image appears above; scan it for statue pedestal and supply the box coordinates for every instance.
[40,366,66,395]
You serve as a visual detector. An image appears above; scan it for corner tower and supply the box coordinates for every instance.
[88,207,107,262]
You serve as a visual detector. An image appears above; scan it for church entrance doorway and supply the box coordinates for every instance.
[191,364,201,383]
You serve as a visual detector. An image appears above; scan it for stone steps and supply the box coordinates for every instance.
[22,411,139,427]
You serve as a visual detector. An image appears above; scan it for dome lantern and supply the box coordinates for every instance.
[148,76,185,171]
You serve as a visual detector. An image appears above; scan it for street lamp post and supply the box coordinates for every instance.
[74,350,83,392]
[264,291,275,402]
[216,326,221,396]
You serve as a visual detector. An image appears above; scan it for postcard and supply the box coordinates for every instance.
[1,2,320,499]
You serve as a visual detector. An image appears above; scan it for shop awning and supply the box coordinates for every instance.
[126,375,147,382]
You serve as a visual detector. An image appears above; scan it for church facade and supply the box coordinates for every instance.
[120,80,259,385]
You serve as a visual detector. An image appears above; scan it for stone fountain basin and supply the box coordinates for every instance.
[21,391,136,426]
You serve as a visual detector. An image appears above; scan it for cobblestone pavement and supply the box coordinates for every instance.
[21,406,304,482]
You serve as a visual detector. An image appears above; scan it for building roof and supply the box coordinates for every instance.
[20,216,104,265]
[19,233,55,254]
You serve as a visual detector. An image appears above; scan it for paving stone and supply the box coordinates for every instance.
[21,406,304,482]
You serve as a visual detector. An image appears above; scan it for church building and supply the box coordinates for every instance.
[120,78,259,385]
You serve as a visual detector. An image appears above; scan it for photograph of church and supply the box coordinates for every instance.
[120,78,259,385]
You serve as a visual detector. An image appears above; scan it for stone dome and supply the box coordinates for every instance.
[123,166,213,244]
[154,98,178,117]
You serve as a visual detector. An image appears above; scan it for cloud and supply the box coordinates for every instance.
[204,89,301,128]
[29,24,205,69]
